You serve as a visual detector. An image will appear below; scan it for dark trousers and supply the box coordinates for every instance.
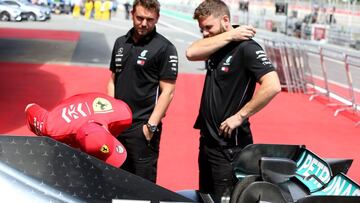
[199,136,241,203]
[118,124,162,183]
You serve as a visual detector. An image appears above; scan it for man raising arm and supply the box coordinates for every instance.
[187,1,281,202]
[186,25,256,61]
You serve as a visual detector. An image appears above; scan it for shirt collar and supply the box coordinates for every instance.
[125,27,157,44]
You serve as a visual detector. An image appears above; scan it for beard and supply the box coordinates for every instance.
[133,25,152,41]
[220,20,227,34]
[136,26,149,36]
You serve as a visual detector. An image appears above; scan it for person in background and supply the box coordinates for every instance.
[112,0,118,17]
[317,6,327,24]
[94,0,102,20]
[327,6,336,25]
[186,0,281,202]
[63,0,71,14]
[47,0,54,10]
[107,0,178,183]
[101,0,112,20]
[303,4,319,24]
[123,1,131,20]
[84,0,94,19]
[72,0,82,17]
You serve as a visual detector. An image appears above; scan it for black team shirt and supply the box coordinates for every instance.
[110,28,178,131]
[194,40,275,147]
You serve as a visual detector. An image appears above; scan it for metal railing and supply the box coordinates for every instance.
[261,37,360,126]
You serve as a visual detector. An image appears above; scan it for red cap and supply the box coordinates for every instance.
[76,122,127,167]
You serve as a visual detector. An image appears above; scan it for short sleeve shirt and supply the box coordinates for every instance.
[110,28,178,129]
[194,40,275,147]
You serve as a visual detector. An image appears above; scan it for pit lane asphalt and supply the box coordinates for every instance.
[0,12,205,74]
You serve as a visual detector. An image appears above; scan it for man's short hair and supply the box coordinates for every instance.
[193,0,230,20]
[132,0,160,15]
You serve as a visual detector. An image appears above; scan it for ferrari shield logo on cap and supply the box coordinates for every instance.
[100,144,110,153]
[93,97,113,113]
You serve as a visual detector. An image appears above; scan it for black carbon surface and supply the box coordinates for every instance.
[0,135,192,203]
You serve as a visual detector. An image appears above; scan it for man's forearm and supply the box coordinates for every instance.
[147,80,176,125]
[237,72,281,119]
[186,33,232,61]
[186,25,256,61]
[147,89,175,125]
[219,72,280,137]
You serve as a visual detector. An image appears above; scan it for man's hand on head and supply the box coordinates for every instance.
[229,25,256,41]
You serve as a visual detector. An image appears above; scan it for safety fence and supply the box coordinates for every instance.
[260,37,360,126]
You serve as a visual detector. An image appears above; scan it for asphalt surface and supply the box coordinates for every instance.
[0,11,205,73]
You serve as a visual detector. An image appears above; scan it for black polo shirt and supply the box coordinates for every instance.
[110,27,178,130]
[194,39,275,147]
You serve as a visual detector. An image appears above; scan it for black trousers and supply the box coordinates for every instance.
[117,124,162,183]
[198,136,242,203]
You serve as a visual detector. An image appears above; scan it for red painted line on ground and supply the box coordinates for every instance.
[0,28,81,41]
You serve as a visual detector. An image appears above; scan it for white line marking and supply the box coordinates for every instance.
[310,84,360,111]
[158,19,201,38]
[80,19,130,30]
[312,75,360,93]
[174,38,185,43]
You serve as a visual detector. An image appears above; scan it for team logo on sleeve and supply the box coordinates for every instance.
[115,47,124,69]
[169,55,178,72]
[255,50,273,67]
[92,98,114,113]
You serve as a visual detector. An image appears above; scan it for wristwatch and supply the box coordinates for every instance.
[146,123,158,133]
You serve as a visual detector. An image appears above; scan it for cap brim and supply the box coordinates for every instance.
[76,122,127,168]
[105,137,127,167]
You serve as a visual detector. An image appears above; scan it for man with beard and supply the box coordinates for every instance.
[107,0,178,183]
[186,0,281,202]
